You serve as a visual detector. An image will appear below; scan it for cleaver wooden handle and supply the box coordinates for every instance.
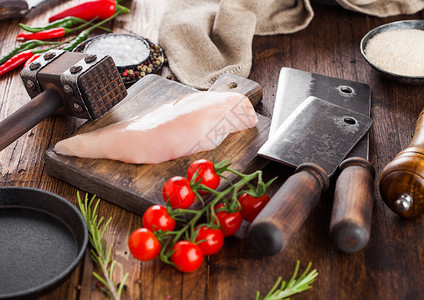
[248,163,329,256]
[0,89,63,151]
[379,109,424,218]
[330,157,375,253]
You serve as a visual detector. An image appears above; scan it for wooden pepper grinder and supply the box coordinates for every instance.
[379,110,424,218]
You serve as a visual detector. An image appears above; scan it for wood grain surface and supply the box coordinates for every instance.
[1,0,424,299]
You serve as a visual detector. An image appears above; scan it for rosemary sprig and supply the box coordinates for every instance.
[255,261,318,300]
[77,192,129,300]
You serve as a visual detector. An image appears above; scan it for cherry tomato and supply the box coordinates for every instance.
[171,240,203,272]
[214,203,242,237]
[162,176,195,209]
[128,228,161,261]
[238,193,271,222]
[187,159,220,192]
[142,205,176,232]
[194,225,224,255]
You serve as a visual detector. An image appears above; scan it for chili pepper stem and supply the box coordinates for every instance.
[116,4,130,14]
[0,40,69,77]
[19,17,112,35]
[64,19,94,33]
[0,40,60,65]
[20,17,86,33]
[63,8,125,51]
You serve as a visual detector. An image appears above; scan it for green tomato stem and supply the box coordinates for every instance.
[168,170,262,245]
[157,161,276,264]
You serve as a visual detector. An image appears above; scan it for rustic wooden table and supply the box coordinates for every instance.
[1,0,424,299]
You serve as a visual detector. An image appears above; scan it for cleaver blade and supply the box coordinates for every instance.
[269,67,371,159]
[258,96,372,177]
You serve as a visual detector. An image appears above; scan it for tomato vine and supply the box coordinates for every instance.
[128,159,277,273]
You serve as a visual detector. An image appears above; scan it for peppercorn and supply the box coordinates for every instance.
[103,38,166,85]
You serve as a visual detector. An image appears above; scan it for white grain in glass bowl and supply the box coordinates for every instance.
[364,29,424,77]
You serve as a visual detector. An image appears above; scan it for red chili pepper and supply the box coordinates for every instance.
[16,18,99,41]
[23,54,40,68]
[0,43,60,77]
[17,28,66,41]
[48,0,116,22]
[0,50,35,77]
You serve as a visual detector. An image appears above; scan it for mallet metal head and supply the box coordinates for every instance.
[0,50,127,152]
[20,50,127,120]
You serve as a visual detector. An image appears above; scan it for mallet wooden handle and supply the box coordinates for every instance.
[0,0,28,19]
[379,110,424,218]
[248,163,329,256]
[0,89,63,151]
[330,157,375,253]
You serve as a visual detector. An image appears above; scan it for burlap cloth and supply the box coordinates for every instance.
[158,0,424,90]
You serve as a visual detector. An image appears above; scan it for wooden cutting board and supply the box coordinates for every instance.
[44,74,270,215]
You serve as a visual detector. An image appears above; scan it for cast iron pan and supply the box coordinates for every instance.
[0,187,88,299]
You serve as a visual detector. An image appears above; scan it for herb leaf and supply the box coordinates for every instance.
[255,261,318,300]
[77,192,129,300]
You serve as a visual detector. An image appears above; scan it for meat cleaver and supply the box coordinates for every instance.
[249,68,374,255]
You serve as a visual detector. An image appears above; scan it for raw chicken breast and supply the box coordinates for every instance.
[54,91,258,164]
